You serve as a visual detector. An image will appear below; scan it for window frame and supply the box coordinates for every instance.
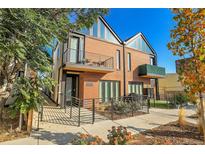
[128,82,143,95]
[127,52,131,71]
[116,50,121,70]
[99,80,120,102]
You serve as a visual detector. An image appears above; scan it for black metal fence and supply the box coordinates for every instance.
[150,93,188,109]
[63,95,150,126]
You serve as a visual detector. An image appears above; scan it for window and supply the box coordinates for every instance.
[92,22,98,37]
[150,57,155,65]
[127,53,131,71]
[81,28,89,35]
[127,36,153,54]
[116,50,120,70]
[99,81,120,102]
[127,39,137,48]
[100,20,105,40]
[57,47,60,59]
[128,82,143,95]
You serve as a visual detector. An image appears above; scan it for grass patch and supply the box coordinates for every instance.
[150,99,169,109]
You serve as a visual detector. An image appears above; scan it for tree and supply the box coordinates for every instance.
[168,8,205,142]
[0,9,108,123]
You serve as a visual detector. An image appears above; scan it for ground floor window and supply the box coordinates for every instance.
[128,82,143,95]
[99,80,120,102]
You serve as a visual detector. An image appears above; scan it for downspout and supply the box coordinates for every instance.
[154,55,160,100]
[122,42,126,96]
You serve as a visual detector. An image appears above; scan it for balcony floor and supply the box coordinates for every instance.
[63,63,114,73]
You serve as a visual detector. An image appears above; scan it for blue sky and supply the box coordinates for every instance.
[104,8,177,73]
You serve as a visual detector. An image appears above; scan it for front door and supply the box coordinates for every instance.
[65,74,79,103]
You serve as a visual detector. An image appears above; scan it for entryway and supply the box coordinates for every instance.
[65,74,79,103]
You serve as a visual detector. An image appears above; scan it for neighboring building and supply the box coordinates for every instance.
[158,73,184,97]
[52,16,165,107]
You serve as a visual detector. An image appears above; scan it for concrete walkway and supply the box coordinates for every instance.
[0,108,196,145]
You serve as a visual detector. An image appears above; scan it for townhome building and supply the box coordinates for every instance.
[51,16,165,107]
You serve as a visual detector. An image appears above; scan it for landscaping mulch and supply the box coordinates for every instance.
[0,109,29,143]
[187,114,198,119]
[129,121,204,145]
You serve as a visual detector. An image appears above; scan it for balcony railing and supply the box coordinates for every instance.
[63,48,114,70]
[138,64,165,78]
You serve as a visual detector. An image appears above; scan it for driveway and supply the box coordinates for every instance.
[0,107,196,145]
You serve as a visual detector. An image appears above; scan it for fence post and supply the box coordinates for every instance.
[111,98,114,120]
[37,111,40,131]
[78,100,81,127]
[70,100,73,119]
[167,95,169,109]
[40,104,43,121]
[92,99,95,124]
[131,96,134,117]
[147,97,150,114]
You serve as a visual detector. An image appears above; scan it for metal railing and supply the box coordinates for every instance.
[37,95,150,127]
[63,48,114,69]
[64,95,150,126]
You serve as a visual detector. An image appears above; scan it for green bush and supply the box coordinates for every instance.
[113,101,131,114]
[175,93,189,105]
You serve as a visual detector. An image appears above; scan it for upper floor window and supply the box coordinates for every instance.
[80,18,119,44]
[116,50,120,70]
[100,19,105,40]
[150,57,155,65]
[57,47,60,59]
[127,53,131,71]
[92,22,98,37]
[127,35,153,55]
[81,28,89,35]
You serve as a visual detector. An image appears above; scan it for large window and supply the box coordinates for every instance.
[127,53,131,71]
[116,50,120,70]
[127,35,153,54]
[92,22,98,37]
[100,19,105,40]
[128,82,143,95]
[79,18,119,44]
[99,80,120,102]
[80,28,89,35]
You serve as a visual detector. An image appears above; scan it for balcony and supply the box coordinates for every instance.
[63,48,114,73]
[138,64,165,78]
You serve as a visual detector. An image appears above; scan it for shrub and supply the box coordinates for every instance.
[178,107,186,126]
[175,93,189,106]
[71,133,105,145]
[113,101,131,114]
[107,126,132,145]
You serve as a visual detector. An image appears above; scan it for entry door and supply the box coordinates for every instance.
[65,75,79,102]
[70,37,79,63]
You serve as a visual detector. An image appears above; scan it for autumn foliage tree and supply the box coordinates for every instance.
[168,8,205,142]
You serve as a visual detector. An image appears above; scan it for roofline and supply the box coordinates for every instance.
[99,16,123,44]
[123,32,157,56]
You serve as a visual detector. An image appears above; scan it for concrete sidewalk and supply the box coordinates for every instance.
[0,108,196,145]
